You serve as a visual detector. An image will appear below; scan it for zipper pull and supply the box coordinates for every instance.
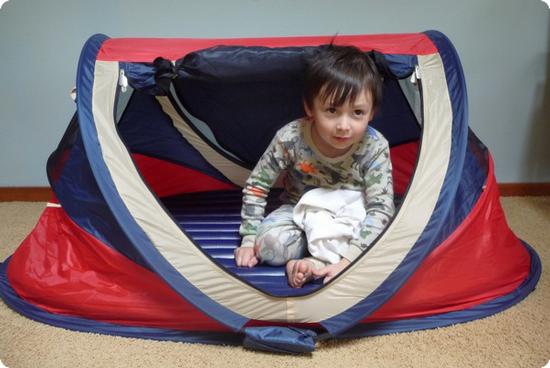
[69,86,77,102]
[119,69,128,93]
[410,65,421,84]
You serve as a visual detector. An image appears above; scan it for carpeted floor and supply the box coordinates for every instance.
[0,197,549,368]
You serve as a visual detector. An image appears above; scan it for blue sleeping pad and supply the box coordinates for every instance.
[162,190,324,297]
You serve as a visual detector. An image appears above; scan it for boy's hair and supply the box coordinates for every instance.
[303,44,383,113]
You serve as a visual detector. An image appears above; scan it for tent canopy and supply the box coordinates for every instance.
[0,31,540,353]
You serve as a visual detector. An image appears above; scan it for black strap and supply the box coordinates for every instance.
[153,57,177,95]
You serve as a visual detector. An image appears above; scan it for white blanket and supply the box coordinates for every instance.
[293,188,366,264]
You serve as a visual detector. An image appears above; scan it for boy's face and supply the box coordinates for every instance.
[305,88,374,158]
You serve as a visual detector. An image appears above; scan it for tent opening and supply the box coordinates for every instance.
[112,46,424,297]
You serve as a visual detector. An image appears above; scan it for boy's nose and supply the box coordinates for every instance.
[336,117,351,131]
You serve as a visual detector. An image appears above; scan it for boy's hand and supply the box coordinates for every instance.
[312,258,351,284]
[234,247,259,268]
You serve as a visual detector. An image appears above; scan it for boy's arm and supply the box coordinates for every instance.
[239,133,288,248]
[343,140,395,262]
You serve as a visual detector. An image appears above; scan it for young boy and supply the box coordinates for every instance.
[235,44,395,288]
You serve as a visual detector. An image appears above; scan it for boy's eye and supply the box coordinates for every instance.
[326,107,337,114]
[354,110,365,116]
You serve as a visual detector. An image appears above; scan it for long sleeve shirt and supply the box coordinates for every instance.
[239,119,395,262]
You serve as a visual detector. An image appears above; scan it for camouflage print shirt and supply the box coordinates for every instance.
[239,119,395,262]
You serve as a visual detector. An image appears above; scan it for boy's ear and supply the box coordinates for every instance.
[303,100,313,118]
[368,105,379,122]
[368,110,375,122]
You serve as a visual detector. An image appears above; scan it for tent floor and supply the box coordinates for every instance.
[162,189,326,297]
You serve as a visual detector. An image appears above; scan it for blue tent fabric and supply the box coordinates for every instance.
[170,48,419,164]
[243,327,317,354]
[75,34,251,332]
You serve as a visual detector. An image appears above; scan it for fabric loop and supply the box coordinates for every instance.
[153,57,177,95]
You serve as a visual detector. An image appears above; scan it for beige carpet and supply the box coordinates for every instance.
[0,197,549,368]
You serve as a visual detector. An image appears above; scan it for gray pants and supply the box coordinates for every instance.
[256,205,327,269]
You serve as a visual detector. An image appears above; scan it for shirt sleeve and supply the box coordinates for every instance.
[343,139,395,262]
[239,131,289,248]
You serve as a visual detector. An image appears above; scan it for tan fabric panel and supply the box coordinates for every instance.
[284,53,454,322]
[93,61,289,321]
[156,96,251,187]
[91,54,453,324]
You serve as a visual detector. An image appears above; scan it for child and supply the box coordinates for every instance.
[235,44,395,288]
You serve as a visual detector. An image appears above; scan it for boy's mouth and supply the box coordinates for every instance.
[333,136,351,142]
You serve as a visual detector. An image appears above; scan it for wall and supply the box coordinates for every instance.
[0,0,548,185]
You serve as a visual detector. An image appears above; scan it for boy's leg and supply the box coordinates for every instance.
[255,205,306,266]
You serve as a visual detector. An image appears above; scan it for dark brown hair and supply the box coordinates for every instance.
[303,44,383,113]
